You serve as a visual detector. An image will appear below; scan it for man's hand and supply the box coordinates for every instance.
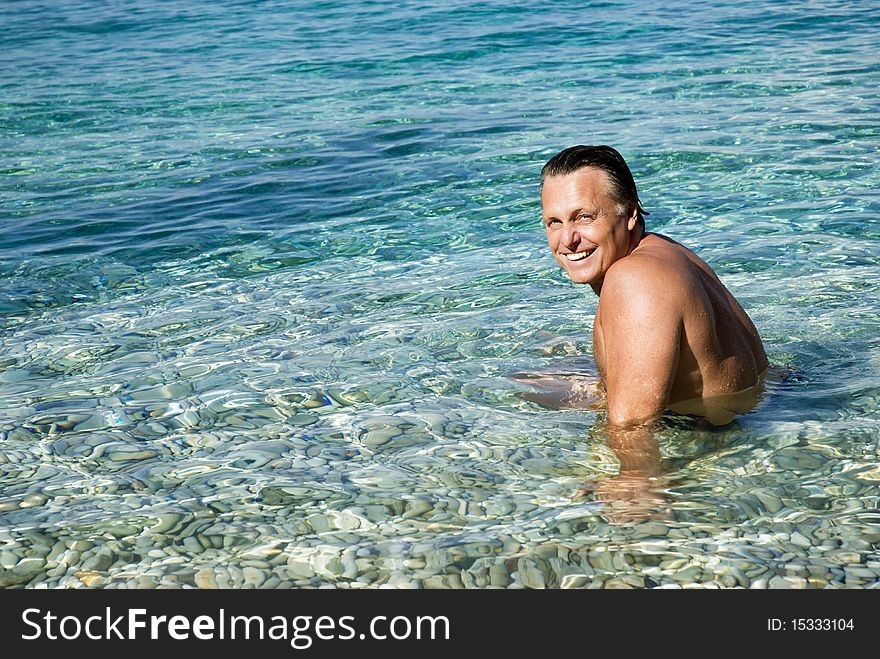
[512,371,605,410]
[577,418,670,524]
[578,473,672,524]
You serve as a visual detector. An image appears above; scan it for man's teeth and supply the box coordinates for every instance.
[564,250,593,262]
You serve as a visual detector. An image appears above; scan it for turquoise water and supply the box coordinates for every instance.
[1,0,879,588]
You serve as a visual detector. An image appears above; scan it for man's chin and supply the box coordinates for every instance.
[566,269,596,285]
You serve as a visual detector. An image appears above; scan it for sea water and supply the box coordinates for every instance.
[1,0,878,588]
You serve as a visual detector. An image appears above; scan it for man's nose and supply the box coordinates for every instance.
[561,223,579,249]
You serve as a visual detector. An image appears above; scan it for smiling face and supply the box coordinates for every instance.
[541,167,641,292]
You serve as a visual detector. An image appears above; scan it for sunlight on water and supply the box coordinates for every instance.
[1,0,879,589]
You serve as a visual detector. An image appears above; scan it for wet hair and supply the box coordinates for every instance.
[541,145,649,227]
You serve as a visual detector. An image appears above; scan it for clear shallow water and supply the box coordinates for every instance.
[1,0,879,588]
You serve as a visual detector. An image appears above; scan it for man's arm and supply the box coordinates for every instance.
[596,259,683,428]
[579,261,682,515]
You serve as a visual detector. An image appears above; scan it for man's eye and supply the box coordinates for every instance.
[546,219,561,227]
[578,214,594,222]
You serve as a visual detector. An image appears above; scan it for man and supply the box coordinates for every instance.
[539,145,768,507]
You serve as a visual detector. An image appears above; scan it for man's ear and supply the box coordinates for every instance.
[626,206,639,231]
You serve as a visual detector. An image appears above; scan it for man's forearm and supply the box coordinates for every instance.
[606,421,663,478]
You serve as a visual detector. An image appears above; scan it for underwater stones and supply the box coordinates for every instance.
[242,567,266,588]
[588,552,616,572]
[769,575,807,589]
[720,566,750,588]
[386,577,419,589]
[516,558,546,589]
[46,564,66,579]
[0,369,32,384]
[105,524,141,539]
[789,531,812,548]
[288,414,318,426]
[183,537,203,554]
[356,414,431,449]
[258,486,320,506]
[362,427,400,448]
[604,577,640,589]
[459,570,484,588]
[109,449,158,462]
[313,554,345,579]
[634,521,669,537]
[60,550,82,567]
[0,557,45,587]
[400,499,433,520]
[422,575,464,589]
[26,413,91,434]
[716,574,738,588]
[500,539,522,555]
[76,571,108,588]
[4,318,875,593]
[82,551,114,572]
[16,556,47,574]
[302,392,337,410]
[0,552,18,569]
[671,566,702,583]
[307,514,331,534]
[5,426,37,442]
[151,513,184,535]
[752,490,783,513]
[844,566,875,581]
[127,382,193,402]
[338,550,358,580]
[19,493,48,508]
[560,574,592,589]
[170,410,201,429]
[117,351,160,366]
[325,509,366,531]
[286,559,316,581]
[134,576,157,589]
[232,438,291,457]
[0,570,35,588]
[70,413,112,432]
[827,551,862,566]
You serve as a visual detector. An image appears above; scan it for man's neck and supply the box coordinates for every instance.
[590,226,647,296]
[631,226,647,252]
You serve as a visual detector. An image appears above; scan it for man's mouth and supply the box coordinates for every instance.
[563,249,595,262]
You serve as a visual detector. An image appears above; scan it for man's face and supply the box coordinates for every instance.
[541,167,638,288]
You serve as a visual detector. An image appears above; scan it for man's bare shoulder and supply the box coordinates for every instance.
[601,236,696,310]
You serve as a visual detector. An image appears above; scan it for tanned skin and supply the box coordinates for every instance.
[541,167,768,517]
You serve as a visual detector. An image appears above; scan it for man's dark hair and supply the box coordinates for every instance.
[541,145,649,227]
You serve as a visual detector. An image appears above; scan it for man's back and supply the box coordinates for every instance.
[594,232,768,425]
